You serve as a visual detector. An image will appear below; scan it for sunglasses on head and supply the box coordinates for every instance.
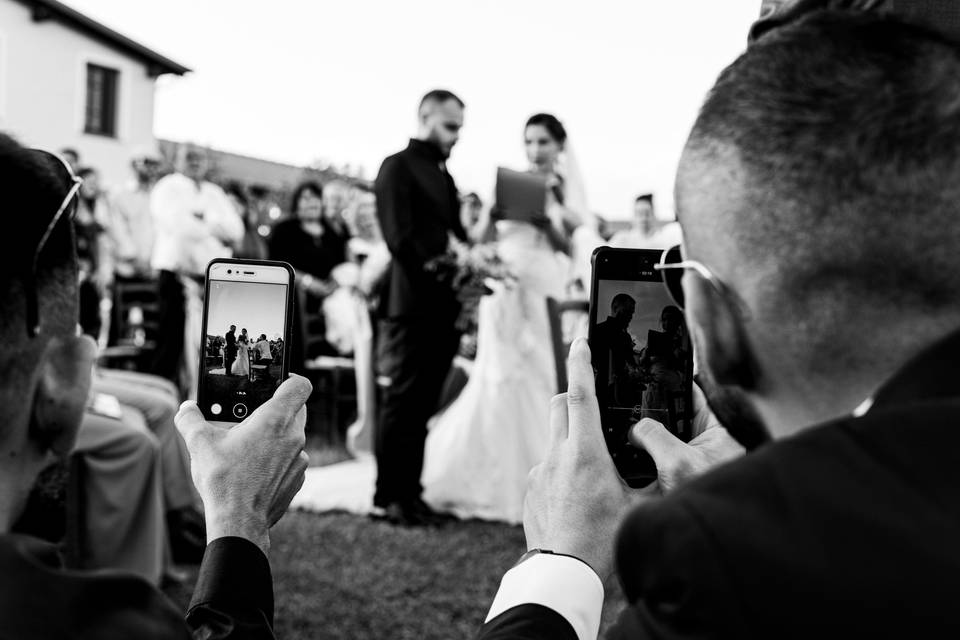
[25,150,83,338]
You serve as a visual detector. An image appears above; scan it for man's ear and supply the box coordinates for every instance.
[684,272,759,391]
[30,335,97,457]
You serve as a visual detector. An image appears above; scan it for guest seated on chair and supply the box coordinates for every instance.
[0,133,312,638]
[479,7,960,639]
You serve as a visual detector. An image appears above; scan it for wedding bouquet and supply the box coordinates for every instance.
[425,235,515,332]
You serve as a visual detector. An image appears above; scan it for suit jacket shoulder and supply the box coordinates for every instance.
[615,400,960,639]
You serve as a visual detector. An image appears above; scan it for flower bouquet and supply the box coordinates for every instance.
[425,235,515,332]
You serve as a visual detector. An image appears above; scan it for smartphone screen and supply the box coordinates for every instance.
[197,260,295,423]
[589,248,694,487]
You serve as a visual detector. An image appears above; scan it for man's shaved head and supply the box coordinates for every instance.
[677,11,960,380]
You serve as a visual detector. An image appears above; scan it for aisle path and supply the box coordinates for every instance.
[291,453,376,515]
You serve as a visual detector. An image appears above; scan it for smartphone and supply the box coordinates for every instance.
[197,259,295,423]
[589,247,694,487]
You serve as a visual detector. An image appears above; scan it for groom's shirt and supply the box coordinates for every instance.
[374,138,467,319]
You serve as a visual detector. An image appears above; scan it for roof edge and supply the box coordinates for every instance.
[16,0,191,76]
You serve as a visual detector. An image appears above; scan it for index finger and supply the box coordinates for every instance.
[247,374,313,432]
[565,338,603,453]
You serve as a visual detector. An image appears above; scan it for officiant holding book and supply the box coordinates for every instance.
[372,89,469,526]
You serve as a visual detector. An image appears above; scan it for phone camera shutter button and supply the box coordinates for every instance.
[232,403,248,419]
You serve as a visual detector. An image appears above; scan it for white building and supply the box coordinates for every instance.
[0,0,188,185]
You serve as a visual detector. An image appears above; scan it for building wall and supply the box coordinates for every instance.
[0,0,157,188]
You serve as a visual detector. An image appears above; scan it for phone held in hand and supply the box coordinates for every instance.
[588,247,694,487]
[197,259,296,424]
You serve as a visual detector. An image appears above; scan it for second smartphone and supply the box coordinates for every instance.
[589,247,694,487]
[197,259,296,423]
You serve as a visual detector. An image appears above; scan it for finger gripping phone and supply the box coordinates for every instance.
[197,259,295,423]
[589,247,694,487]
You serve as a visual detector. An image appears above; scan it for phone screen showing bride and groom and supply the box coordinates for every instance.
[590,250,693,486]
[199,278,289,422]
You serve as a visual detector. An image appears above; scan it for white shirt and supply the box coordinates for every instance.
[255,340,272,359]
[150,173,244,275]
[609,221,683,250]
[108,181,155,275]
[485,553,604,640]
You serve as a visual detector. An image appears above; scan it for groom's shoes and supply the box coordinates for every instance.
[371,499,458,527]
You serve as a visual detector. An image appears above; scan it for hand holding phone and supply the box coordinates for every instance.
[197,259,295,424]
[176,374,313,554]
[589,247,695,487]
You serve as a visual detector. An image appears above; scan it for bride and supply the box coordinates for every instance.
[422,113,591,523]
[234,330,251,378]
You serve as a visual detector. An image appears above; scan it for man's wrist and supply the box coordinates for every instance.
[205,509,270,555]
[515,549,599,578]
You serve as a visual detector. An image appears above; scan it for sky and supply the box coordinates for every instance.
[66,0,762,219]
[206,280,287,341]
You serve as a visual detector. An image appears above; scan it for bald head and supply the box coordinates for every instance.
[677,10,960,381]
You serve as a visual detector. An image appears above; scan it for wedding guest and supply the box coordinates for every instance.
[91,367,206,564]
[0,134,313,638]
[321,177,354,241]
[608,194,662,248]
[255,334,273,365]
[479,8,960,638]
[150,145,244,386]
[226,182,268,260]
[71,401,167,584]
[268,180,348,370]
[75,166,113,342]
[59,146,80,173]
[108,146,162,278]
[373,89,468,526]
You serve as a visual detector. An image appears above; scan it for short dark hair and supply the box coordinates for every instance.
[611,293,636,313]
[1,134,78,392]
[289,180,323,217]
[635,193,653,205]
[683,11,960,370]
[525,113,567,145]
[419,89,464,111]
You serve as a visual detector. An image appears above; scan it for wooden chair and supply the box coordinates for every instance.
[100,276,160,370]
[296,286,358,445]
[546,297,590,393]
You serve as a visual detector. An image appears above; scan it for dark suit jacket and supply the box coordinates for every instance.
[592,317,638,407]
[480,328,960,639]
[225,331,237,358]
[0,535,275,639]
[374,138,467,319]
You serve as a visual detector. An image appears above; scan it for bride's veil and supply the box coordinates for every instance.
[556,137,593,231]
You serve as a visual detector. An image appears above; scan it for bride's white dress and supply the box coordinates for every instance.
[421,221,570,523]
[234,342,250,377]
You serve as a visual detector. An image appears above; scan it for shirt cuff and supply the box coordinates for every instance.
[485,553,604,640]
[188,536,274,626]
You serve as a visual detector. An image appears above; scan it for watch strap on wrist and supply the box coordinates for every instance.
[513,548,595,574]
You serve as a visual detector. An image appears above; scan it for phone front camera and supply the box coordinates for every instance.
[227,269,232,274]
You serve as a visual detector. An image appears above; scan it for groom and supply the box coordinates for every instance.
[224,325,237,376]
[373,89,468,526]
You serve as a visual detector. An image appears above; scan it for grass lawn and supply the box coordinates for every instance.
[165,510,628,639]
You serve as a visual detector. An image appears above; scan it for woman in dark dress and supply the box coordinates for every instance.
[268,180,349,372]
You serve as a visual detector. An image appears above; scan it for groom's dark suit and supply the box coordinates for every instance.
[224,329,237,376]
[373,138,467,508]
